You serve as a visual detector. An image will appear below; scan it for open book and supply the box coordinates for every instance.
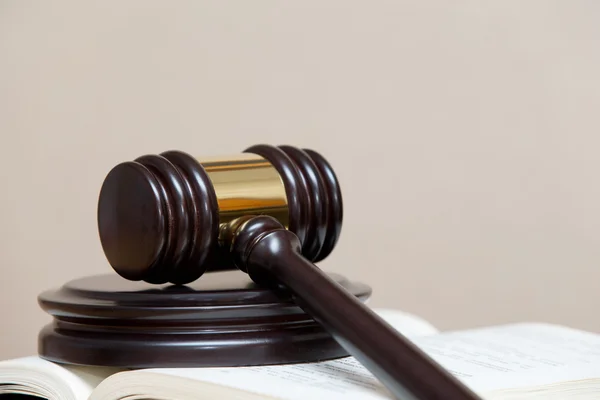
[2,308,599,400]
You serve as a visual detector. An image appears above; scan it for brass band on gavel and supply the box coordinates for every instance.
[199,153,289,230]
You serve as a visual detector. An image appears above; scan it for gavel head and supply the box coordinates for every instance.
[97,144,343,285]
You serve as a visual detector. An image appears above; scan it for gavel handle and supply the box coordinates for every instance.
[242,229,481,400]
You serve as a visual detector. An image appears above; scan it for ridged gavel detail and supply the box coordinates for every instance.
[97,144,343,285]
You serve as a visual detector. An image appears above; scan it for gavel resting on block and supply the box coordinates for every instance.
[37,144,480,400]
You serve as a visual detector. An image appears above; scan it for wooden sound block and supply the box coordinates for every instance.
[37,270,371,368]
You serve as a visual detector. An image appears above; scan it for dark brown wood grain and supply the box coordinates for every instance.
[97,150,221,285]
[133,154,189,284]
[160,150,220,284]
[243,144,343,263]
[244,144,309,247]
[278,145,327,260]
[38,270,371,368]
[302,148,343,262]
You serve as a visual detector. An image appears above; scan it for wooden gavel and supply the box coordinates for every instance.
[97,144,480,400]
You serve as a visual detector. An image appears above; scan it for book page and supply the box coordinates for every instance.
[93,357,394,400]
[93,322,600,400]
[0,356,119,400]
[137,323,600,399]
[370,308,438,337]
[102,324,600,400]
[414,322,600,392]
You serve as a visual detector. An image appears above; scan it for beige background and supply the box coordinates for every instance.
[1,1,600,359]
